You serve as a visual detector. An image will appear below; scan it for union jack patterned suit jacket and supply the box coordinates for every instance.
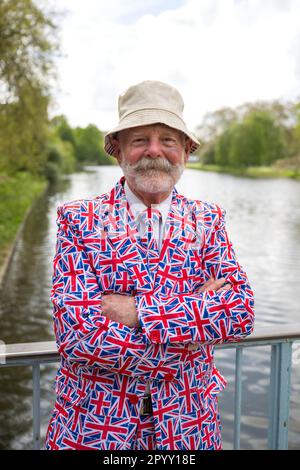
[45,176,254,450]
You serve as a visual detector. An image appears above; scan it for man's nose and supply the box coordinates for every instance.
[145,137,163,157]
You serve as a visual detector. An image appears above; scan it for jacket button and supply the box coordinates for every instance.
[129,395,139,405]
[165,373,175,381]
[150,331,160,342]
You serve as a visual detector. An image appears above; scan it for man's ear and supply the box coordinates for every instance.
[110,134,121,161]
[184,137,193,163]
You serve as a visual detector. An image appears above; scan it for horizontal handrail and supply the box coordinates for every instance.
[1,323,300,365]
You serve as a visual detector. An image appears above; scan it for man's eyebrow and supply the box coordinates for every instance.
[160,131,180,139]
[130,132,147,137]
[128,129,180,138]
[161,132,176,136]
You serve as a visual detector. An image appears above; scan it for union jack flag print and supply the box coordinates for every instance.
[45,176,254,450]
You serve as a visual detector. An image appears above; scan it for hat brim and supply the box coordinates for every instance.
[104,108,200,157]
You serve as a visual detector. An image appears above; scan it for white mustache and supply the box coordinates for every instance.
[123,156,176,173]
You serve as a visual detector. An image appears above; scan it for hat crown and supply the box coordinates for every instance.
[118,80,184,121]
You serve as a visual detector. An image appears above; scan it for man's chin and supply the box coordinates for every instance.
[134,174,174,194]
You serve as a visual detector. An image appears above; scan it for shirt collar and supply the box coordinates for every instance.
[124,180,173,225]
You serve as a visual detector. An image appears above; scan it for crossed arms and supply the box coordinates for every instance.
[101,277,231,327]
[51,202,254,374]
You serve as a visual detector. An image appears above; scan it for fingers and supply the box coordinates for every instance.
[197,276,216,293]
[217,283,231,291]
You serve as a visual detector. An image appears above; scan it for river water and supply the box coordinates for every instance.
[0,165,300,449]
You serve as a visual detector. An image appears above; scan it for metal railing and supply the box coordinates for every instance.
[0,323,299,450]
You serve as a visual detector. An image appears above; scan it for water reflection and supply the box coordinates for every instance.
[0,166,300,449]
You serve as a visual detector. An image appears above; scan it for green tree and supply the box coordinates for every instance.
[73,124,113,165]
[199,142,215,164]
[215,127,233,166]
[243,110,286,166]
[196,107,238,143]
[51,115,75,146]
[292,103,300,154]
[228,122,259,167]
[0,0,58,174]
[212,109,287,168]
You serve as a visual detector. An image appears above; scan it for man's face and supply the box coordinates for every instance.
[114,124,191,195]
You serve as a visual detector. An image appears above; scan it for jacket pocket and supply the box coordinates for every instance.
[55,366,92,408]
[203,366,227,402]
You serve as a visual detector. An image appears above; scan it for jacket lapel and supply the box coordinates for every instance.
[100,177,201,294]
[101,177,154,293]
[154,191,204,291]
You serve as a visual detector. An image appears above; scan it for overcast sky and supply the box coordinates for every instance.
[51,0,300,133]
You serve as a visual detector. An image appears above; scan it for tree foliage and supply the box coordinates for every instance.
[0,0,58,174]
[0,2,114,178]
[46,116,115,180]
[197,100,299,168]
[73,124,114,165]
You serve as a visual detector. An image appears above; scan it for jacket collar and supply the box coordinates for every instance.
[101,176,188,237]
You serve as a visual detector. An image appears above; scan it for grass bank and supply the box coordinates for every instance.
[0,172,47,278]
[186,162,300,179]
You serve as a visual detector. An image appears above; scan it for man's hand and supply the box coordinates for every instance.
[102,293,139,328]
[196,276,231,293]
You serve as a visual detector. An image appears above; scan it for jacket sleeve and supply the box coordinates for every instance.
[135,204,255,345]
[51,203,180,378]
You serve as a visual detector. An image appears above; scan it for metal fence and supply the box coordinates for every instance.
[0,323,299,450]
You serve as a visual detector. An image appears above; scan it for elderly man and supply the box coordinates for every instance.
[45,80,254,450]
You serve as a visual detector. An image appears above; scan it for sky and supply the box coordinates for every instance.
[50,0,300,134]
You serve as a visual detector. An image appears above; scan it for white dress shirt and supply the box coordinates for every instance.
[124,181,172,251]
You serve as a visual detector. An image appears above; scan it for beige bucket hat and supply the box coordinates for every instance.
[104,80,200,157]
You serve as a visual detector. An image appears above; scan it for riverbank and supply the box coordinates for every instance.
[0,172,48,284]
[186,162,300,179]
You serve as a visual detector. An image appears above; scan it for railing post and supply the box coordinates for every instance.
[268,344,279,449]
[268,342,292,450]
[234,347,243,449]
[32,363,41,450]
